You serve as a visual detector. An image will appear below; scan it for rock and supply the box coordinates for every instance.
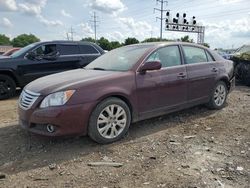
[216,168,224,172]
[184,135,196,139]
[205,147,210,151]
[103,156,112,162]
[205,127,212,131]
[194,151,202,155]
[87,162,123,168]
[240,151,245,154]
[169,139,176,142]
[236,166,244,171]
[143,182,150,185]
[0,173,6,179]
[216,151,224,155]
[181,164,190,169]
[226,176,234,180]
[49,163,57,170]
[149,156,156,160]
[169,142,181,145]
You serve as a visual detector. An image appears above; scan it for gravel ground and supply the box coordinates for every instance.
[0,86,249,188]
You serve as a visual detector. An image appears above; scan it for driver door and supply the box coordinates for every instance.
[17,43,62,84]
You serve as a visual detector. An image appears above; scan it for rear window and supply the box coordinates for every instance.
[59,45,79,55]
[79,45,99,54]
[183,46,207,64]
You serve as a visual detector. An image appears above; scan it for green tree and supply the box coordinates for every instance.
[142,38,172,43]
[202,43,210,48]
[142,38,161,43]
[98,37,111,50]
[180,35,193,43]
[0,34,11,45]
[12,34,40,47]
[81,37,96,43]
[110,41,122,50]
[124,37,139,45]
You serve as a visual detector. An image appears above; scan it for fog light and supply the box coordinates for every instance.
[47,124,55,133]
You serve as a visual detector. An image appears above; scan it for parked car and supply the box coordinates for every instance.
[230,44,250,86]
[216,51,231,60]
[0,41,104,99]
[18,42,235,144]
[2,48,21,56]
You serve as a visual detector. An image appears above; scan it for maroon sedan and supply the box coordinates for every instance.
[18,42,235,143]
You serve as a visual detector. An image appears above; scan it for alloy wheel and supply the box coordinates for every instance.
[97,104,127,139]
[214,84,226,106]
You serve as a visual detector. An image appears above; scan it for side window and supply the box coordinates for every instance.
[147,46,182,68]
[33,44,57,56]
[79,45,99,54]
[59,45,79,55]
[206,50,214,62]
[183,46,207,64]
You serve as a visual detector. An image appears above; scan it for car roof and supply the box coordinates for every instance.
[36,40,97,46]
[128,41,209,49]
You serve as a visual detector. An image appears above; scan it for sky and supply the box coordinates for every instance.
[0,0,250,49]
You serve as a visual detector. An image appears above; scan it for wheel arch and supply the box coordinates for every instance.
[96,93,137,122]
[218,76,230,91]
[0,70,20,87]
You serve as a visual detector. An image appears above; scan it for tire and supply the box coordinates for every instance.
[242,64,250,86]
[207,81,228,110]
[0,75,16,100]
[234,63,243,81]
[88,97,131,144]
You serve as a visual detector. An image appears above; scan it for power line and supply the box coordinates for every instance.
[154,0,168,40]
[90,11,99,43]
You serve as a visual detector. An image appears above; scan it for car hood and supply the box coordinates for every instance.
[0,56,12,60]
[25,69,121,95]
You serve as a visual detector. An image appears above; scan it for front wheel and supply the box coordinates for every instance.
[207,81,228,110]
[88,97,131,144]
[0,75,16,100]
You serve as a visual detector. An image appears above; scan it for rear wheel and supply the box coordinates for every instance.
[208,81,228,110]
[0,75,16,100]
[88,97,131,144]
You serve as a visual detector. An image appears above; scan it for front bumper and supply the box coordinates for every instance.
[18,102,95,137]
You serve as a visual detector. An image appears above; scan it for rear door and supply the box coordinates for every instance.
[136,45,187,116]
[78,44,101,67]
[182,45,218,103]
[57,43,82,69]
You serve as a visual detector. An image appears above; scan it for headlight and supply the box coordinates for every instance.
[40,90,75,108]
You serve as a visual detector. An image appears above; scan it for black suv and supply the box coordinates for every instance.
[0,41,104,99]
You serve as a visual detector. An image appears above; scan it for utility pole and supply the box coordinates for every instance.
[67,26,75,41]
[90,12,99,43]
[154,0,168,40]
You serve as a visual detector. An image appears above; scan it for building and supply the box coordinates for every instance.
[0,45,13,54]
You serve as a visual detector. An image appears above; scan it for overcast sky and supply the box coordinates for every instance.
[0,0,250,49]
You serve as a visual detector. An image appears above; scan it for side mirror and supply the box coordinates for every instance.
[26,51,37,60]
[139,61,162,73]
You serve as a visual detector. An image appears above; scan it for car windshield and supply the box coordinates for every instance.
[85,45,152,71]
[11,43,37,58]
[236,45,250,54]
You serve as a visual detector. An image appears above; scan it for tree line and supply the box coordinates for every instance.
[0,33,209,50]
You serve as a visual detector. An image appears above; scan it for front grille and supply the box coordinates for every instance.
[19,90,40,110]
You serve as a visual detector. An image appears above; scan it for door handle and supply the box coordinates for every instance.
[211,67,218,72]
[177,72,186,79]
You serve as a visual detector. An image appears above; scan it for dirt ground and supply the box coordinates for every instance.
[0,86,249,188]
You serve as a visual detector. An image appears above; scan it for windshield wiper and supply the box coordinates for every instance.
[92,67,106,71]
